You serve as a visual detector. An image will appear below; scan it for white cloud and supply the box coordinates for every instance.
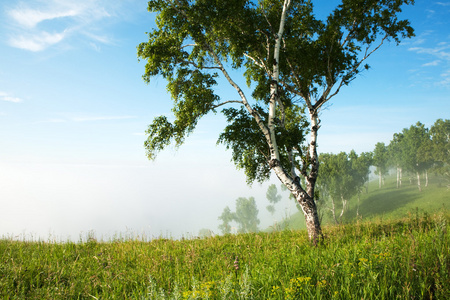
[8,7,79,29]
[9,31,66,52]
[436,2,450,6]
[6,0,116,51]
[422,60,441,67]
[408,45,450,60]
[0,92,22,103]
[437,69,450,87]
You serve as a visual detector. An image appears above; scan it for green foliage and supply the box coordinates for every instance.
[217,106,272,184]
[400,122,432,174]
[316,151,372,223]
[138,0,415,187]
[218,197,260,234]
[282,169,449,230]
[265,184,282,216]
[218,206,235,234]
[1,212,448,299]
[235,197,260,233]
[429,119,449,183]
[373,142,389,177]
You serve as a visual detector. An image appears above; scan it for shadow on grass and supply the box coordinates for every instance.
[345,185,422,220]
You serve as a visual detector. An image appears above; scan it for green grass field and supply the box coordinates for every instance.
[280,173,450,230]
[1,174,449,299]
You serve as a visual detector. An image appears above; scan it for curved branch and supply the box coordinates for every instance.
[211,100,244,109]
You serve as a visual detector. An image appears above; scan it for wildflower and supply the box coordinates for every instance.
[271,285,280,295]
[234,256,239,270]
[317,279,327,288]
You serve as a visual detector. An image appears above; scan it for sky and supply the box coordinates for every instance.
[0,0,449,241]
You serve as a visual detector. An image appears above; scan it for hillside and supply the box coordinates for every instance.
[278,173,449,230]
[1,212,448,299]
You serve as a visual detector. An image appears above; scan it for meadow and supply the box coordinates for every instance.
[1,175,449,299]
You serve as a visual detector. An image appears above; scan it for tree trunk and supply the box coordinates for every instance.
[399,167,402,187]
[295,191,322,243]
[425,170,428,187]
[356,193,361,217]
[379,172,382,188]
[339,195,346,219]
[330,197,338,225]
[417,172,420,190]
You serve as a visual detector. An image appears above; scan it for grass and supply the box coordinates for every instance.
[1,174,449,299]
[1,212,449,299]
[282,173,450,229]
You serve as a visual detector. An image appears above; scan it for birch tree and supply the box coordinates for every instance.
[401,122,432,191]
[138,0,414,242]
[266,184,282,215]
[373,142,389,188]
[388,132,405,188]
[429,119,450,187]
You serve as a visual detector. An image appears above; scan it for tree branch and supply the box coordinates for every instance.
[324,35,388,106]
[180,60,221,70]
[211,100,244,109]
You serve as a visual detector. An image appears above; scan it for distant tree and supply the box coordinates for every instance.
[349,150,373,216]
[429,119,450,187]
[218,197,260,234]
[266,184,282,215]
[138,0,415,242]
[218,206,235,234]
[318,152,352,223]
[388,133,405,188]
[235,197,260,233]
[318,151,371,222]
[400,122,432,191]
[373,142,389,188]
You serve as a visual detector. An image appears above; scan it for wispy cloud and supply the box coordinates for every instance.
[5,0,116,52]
[436,2,450,6]
[9,31,67,52]
[408,40,450,87]
[438,69,450,87]
[0,92,22,103]
[408,44,450,60]
[8,6,79,29]
[422,60,441,67]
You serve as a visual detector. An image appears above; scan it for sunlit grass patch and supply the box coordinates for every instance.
[1,211,449,299]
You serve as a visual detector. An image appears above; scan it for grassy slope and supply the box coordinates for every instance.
[1,175,449,299]
[281,174,449,230]
[1,213,449,299]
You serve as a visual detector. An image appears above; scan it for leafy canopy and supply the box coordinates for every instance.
[138,0,414,184]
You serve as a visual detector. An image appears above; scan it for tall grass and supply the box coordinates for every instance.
[1,211,448,299]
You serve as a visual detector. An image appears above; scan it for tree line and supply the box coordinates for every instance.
[318,118,449,224]
[216,118,448,232]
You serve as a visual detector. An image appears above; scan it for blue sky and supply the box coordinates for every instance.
[0,0,449,241]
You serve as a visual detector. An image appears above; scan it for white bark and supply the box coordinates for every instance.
[268,0,291,164]
[379,172,382,189]
[417,172,422,192]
